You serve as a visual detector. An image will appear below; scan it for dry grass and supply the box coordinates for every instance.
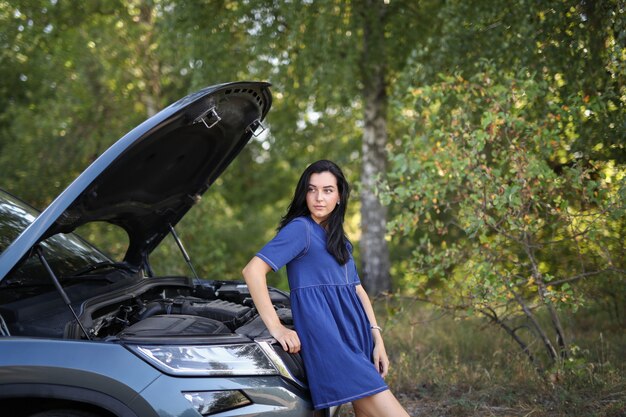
[337,298,626,417]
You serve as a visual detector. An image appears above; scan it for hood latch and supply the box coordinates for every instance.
[193,106,221,129]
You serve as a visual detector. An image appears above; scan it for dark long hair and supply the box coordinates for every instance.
[279,160,351,264]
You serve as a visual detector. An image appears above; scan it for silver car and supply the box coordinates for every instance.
[0,82,338,417]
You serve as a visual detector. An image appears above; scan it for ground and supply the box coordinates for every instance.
[336,393,441,417]
[335,391,626,417]
[336,396,535,417]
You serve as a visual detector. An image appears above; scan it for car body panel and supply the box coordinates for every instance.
[0,82,271,278]
[0,338,161,416]
[0,338,321,417]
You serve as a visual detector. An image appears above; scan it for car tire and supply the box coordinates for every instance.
[29,410,101,417]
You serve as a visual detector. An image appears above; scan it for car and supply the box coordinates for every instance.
[0,81,339,417]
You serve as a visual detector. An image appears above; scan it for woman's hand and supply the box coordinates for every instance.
[372,338,390,378]
[354,285,390,377]
[270,324,301,354]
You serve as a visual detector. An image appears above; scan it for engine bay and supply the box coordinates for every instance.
[0,274,291,342]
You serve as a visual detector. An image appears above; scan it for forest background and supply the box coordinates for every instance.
[1,1,624,416]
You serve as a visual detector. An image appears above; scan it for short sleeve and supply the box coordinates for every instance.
[256,218,310,271]
[350,257,361,284]
[345,242,362,284]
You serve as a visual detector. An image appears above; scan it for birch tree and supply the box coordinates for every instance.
[163,0,437,294]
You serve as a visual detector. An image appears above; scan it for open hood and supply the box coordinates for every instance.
[0,81,272,277]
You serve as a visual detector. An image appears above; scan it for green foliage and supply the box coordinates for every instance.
[0,1,442,291]
[382,61,625,367]
[0,2,180,206]
[403,0,625,162]
[1,0,624,373]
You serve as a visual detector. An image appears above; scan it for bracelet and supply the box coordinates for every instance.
[370,325,383,333]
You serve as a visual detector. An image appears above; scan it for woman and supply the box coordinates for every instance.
[242,160,410,416]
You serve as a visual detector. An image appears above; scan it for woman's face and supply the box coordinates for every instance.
[306,171,340,224]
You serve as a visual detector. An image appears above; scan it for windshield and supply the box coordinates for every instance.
[0,190,111,285]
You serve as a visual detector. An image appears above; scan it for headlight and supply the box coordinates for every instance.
[128,343,278,376]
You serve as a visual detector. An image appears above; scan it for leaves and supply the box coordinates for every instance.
[0,1,623,364]
[382,57,625,366]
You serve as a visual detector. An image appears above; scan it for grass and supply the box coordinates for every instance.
[338,298,626,417]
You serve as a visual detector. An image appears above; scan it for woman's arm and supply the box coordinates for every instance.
[355,284,389,377]
[242,256,301,353]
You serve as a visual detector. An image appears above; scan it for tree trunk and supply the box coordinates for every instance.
[359,0,391,295]
[524,234,568,361]
[138,3,161,118]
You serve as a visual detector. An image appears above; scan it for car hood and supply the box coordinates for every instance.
[0,81,271,278]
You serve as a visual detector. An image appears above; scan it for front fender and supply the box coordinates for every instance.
[0,338,160,416]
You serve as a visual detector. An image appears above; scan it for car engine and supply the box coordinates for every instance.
[0,273,291,342]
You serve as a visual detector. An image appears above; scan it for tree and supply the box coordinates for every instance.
[1,1,454,294]
[382,64,625,368]
[402,0,625,163]
[162,0,441,294]
[375,0,625,368]
[0,1,245,278]
[0,1,178,206]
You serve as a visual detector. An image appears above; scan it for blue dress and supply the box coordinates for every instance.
[257,216,388,409]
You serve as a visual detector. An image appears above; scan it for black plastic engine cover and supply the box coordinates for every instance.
[117,314,230,338]
[191,299,255,330]
[136,298,255,331]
